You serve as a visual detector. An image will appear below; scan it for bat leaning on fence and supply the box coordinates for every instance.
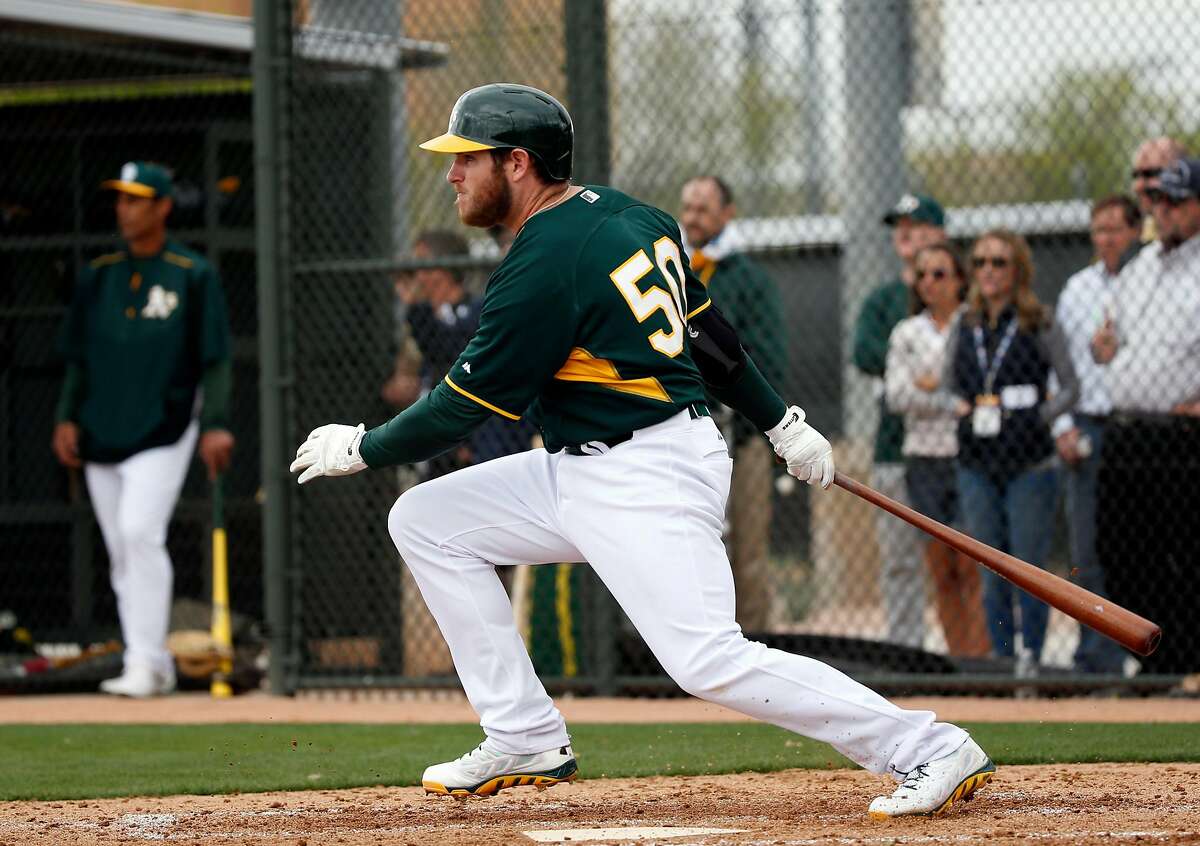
[832,472,1161,657]
[210,473,235,698]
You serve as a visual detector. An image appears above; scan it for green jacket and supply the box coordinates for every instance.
[852,278,909,464]
[56,238,232,463]
[697,251,786,441]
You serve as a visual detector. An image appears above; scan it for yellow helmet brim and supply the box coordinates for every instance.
[418,132,497,153]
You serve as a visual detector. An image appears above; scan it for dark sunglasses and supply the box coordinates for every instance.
[1131,167,1162,180]
[971,256,1010,270]
[916,268,950,281]
[1147,190,1188,208]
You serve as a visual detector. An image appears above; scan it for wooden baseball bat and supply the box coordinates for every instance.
[210,473,234,698]
[832,472,1161,657]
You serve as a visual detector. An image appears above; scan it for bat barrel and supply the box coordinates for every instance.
[833,472,1161,658]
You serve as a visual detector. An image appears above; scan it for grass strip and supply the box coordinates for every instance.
[1,721,1196,801]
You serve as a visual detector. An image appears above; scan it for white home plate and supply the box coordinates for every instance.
[523,827,745,843]
[114,813,176,839]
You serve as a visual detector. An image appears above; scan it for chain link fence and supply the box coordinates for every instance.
[3,0,1198,695]
[1,2,263,690]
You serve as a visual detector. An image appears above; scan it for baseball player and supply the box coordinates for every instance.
[290,84,994,817]
[53,162,234,698]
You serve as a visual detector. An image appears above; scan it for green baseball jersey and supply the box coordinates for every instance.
[446,185,712,451]
[361,186,728,466]
[58,238,231,463]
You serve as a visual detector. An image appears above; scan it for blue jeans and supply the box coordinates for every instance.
[956,463,1060,659]
[1064,418,1125,673]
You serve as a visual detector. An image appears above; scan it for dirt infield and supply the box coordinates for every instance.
[3,691,1199,724]
[2,695,1198,844]
[1,763,1197,845]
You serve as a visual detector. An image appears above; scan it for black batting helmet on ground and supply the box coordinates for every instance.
[419,83,573,181]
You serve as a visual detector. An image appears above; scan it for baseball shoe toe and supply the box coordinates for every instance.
[868,737,995,819]
[422,742,577,798]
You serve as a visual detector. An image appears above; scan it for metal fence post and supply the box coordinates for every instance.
[564,0,620,695]
[839,1,909,445]
[253,0,294,695]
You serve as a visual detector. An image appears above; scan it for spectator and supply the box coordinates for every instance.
[885,243,989,657]
[1130,138,1187,243]
[382,231,481,477]
[680,175,786,632]
[52,162,234,697]
[853,193,945,649]
[388,229,535,678]
[1053,195,1142,674]
[1095,158,1200,675]
[384,230,537,467]
[945,229,1078,676]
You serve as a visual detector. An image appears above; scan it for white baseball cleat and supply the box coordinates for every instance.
[868,738,995,819]
[99,665,176,698]
[422,742,577,798]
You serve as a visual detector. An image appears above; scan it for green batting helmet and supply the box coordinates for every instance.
[419,83,573,181]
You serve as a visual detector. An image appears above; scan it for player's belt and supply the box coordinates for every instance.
[564,403,709,456]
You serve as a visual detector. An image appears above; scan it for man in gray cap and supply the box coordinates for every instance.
[853,194,945,650]
[1095,157,1200,675]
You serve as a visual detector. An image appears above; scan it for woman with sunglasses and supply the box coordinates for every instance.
[944,230,1079,678]
[885,244,991,658]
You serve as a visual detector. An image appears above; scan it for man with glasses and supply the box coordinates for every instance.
[1053,195,1142,675]
[1129,137,1187,243]
[1095,158,1200,676]
[853,194,945,650]
[680,175,786,633]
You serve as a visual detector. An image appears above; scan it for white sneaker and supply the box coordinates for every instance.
[868,738,995,819]
[99,665,176,698]
[422,742,577,798]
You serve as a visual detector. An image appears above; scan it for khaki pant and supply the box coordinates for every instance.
[727,437,773,631]
[872,463,925,648]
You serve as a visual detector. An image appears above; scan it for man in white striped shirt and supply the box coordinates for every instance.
[1094,158,1200,675]
[1053,195,1142,674]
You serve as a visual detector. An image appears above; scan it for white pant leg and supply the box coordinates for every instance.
[388,449,582,755]
[559,414,965,776]
[85,422,198,676]
[85,462,127,580]
[872,462,925,649]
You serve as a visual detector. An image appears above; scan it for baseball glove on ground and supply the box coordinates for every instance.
[167,629,232,680]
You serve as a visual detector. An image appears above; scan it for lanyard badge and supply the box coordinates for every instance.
[971,320,1018,439]
[972,394,1002,438]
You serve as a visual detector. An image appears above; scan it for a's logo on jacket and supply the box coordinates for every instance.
[141,285,179,319]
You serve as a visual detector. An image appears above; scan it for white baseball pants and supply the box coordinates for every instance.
[84,421,199,677]
[388,410,966,777]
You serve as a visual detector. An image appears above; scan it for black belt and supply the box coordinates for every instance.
[1110,411,1189,428]
[564,403,708,456]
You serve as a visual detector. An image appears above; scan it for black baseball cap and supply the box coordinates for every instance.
[882,193,945,227]
[1155,158,1200,201]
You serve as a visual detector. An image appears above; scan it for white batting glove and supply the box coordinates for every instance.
[765,405,835,489]
[290,423,367,484]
